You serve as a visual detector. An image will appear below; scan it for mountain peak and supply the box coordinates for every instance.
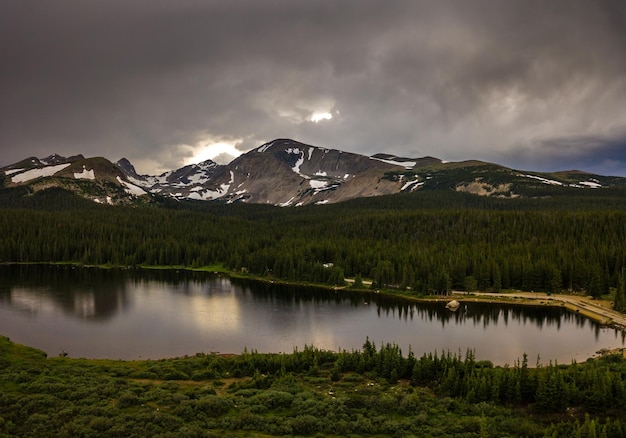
[39,154,85,165]
[3,139,626,207]
[254,138,307,153]
[115,158,139,177]
[40,154,64,165]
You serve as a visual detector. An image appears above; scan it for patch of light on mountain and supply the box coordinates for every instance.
[310,112,332,122]
[187,141,243,166]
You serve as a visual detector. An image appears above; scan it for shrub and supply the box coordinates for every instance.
[117,391,140,408]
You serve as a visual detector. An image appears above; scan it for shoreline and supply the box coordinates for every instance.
[451,291,625,330]
[4,261,625,331]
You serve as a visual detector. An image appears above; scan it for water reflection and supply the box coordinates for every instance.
[0,264,624,363]
[0,265,130,321]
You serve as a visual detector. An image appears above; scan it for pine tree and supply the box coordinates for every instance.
[614,273,626,313]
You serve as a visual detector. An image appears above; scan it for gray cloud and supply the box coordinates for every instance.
[1,0,626,175]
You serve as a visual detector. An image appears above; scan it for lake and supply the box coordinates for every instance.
[0,264,623,365]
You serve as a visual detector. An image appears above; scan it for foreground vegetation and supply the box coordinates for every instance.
[1,335,626,437]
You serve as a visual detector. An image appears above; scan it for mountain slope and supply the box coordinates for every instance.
[2,138,626,207]
[198,139,414,205]
[1,155,147,205]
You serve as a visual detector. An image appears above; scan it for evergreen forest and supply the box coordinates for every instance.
[1,188,626,300]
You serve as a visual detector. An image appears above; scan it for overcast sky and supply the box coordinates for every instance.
[2,0,626,176]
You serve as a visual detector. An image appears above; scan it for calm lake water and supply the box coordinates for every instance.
[0,265,624,365]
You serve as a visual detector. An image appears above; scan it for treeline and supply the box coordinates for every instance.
[1,188,626,297]
[230,339,626,419]
[2,335,626,437]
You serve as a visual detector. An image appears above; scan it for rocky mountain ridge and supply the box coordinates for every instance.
[2,138,625,206]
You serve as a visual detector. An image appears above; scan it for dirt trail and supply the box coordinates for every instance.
[453,291,626,330]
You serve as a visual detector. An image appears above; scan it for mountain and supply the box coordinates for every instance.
[0,154,147,205]
[167,139,418,205]
[2,138,626,206]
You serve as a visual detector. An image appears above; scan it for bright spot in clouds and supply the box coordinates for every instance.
[310,112,333,123]
[186,141,243,165]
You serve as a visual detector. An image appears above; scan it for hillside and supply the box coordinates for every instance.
[2,138,626,206]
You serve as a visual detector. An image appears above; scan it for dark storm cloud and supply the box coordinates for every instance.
[1,0,626,175]
[506,134,626,176]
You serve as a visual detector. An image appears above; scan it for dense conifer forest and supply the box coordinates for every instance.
[1,187,626,300]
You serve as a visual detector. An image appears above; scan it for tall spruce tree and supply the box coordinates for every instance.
[614,272,626,313]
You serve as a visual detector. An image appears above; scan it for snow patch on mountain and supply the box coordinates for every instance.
[126,175,149,187]
[292,153,305,174]
[573,181,602,188]
[523,174,563,186]
[186,171,210,185]
[94,196,114,205]
[74,166,95,180]
[186,171,234,201]
[370,156,416,169]
[279,196,296,207]
[11,163,71,183]
[286,147,311,179]
[116,176,146,195]
[401,179,424,191]
[310,180,327,189]
[256,140,276,153]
